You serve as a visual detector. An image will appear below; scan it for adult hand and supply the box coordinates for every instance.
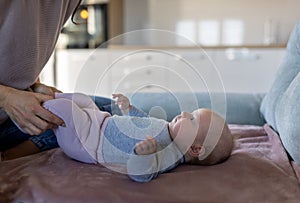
[134,136,157,155]
[112,93,131,114]
[30,82,62,97]
[2,87,65,135]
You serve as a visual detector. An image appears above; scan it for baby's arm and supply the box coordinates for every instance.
[112,93,131,115]
[112,93,148,117]
[127,136,181,182]
[127,136,159,182]
[134,136,157,155]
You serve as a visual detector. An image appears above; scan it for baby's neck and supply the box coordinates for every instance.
[167,124,174,141]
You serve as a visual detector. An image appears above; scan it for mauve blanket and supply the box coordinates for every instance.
[1,124,300,203]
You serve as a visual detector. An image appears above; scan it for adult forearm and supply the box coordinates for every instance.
[0,85,64,135]
[0,84,15,109]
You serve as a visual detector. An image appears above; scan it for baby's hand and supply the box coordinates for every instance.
[134,136,157,155]
[112,93,131,114]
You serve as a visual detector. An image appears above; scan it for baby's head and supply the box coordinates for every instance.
[168,108,233,165]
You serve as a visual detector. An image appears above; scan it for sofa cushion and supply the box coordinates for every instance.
[130,92,265,125]
[275,72,300,164]
[260,19,300,131]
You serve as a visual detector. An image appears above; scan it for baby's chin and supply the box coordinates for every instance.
[167,123,175,141]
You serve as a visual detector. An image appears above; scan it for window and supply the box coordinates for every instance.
[222,19,244,45]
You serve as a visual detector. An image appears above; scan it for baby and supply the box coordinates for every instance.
[43,93,233,182]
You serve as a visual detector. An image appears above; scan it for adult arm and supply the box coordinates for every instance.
[0,84,64,135]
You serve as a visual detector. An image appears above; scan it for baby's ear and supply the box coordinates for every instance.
[188,144,205,157]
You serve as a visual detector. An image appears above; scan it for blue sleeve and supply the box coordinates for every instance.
[128,161,179,183]
[128,105,148,117]
[126,147,181,183]
[127,153,160,183]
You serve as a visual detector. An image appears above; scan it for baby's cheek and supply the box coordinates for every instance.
[173,123,182,137]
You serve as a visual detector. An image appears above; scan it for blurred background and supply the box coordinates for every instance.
[40,0,300,96]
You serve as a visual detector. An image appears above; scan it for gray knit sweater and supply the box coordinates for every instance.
[0,0,80,124]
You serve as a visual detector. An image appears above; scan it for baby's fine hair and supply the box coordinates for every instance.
[189,121,233,165]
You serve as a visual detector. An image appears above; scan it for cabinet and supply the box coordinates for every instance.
[166,48,285,93]
[55,49,108,95]
[54,48,286,97]
[166,50,216,92]
[213,48,285,93]
[105,50,168,94]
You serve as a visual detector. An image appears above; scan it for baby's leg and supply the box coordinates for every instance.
[43,98,97,164]
[94,96,122,116]
[55,93,99,110]
[56,93,122,116]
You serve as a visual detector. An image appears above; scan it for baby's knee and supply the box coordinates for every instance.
[57,93,96,109]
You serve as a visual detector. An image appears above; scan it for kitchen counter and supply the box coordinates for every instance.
[107,44,287,50]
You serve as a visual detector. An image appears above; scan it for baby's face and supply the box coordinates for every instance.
[168,109,205,153]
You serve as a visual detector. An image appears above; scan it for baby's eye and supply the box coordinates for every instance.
[190,117,194,121]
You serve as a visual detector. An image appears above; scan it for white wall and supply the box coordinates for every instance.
[123,0,300,46]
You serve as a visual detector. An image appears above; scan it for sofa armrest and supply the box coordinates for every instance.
[129,92,266,126]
